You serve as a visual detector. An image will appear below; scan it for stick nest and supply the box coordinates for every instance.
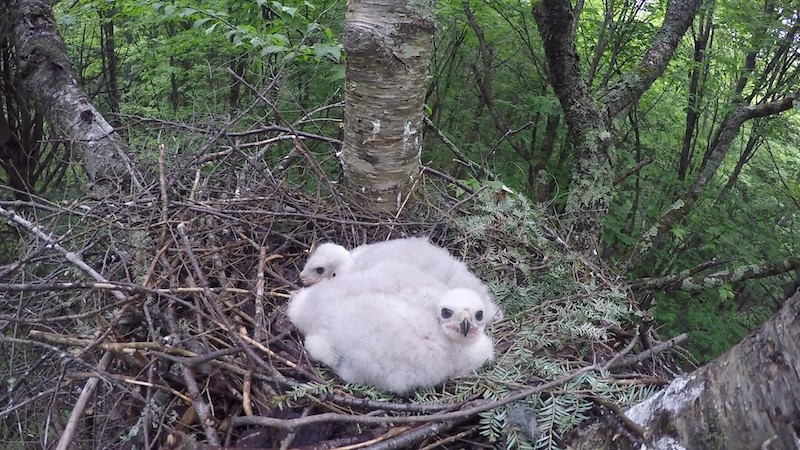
[0,134,687,449]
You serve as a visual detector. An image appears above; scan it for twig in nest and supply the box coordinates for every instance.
[418,424,479,450]
[320,393,457,414]
[279,406,311,450]
[592,396,650,440]
[603,330,639,371]
[361,419,467,450]
[0,206,127,302]
[176,222,293,387]
[609,333,688,369]
[165,304,221,446]
[56,351,113,450]
[232,364,595,431]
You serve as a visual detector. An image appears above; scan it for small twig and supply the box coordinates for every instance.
[610,333,689,369]
[56,351,113,450]
[165,304,221,446]
[158,143,169,240]
[613,158,654,186]
[603,331,639,371]
[420,165,477,196]
[321,393,457,413]
[592,396,650,440]
[0,281,251,295]
[423,116,496,181]
[417,424,479,450]
[361,419,466,450]
[279,406,312,450]
[0,206,127,302]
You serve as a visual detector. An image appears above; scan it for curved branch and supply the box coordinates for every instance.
[602,0,703,118]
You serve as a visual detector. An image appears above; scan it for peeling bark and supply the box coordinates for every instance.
[9,0,141,193]
[570,288,800,449]
[340,0,435,213]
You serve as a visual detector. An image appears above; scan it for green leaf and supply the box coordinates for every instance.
[313,43,342,62]
[718,284,735,301]
[261,45,289,55]
[193,17,212,28]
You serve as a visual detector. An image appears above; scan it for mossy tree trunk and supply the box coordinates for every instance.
[340,0,435,213]
[533,0,701,254]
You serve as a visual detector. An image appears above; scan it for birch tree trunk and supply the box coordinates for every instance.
[340,0,435,213]
[570,288,800,449]
[9,0,142,194]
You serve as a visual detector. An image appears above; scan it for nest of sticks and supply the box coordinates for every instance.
[0,130,688,449]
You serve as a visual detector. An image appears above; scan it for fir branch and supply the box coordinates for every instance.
[232,365,596,431]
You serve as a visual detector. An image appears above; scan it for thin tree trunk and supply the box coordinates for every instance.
[677,3,713,182]
[340,0,435,213]
[716,127,761,203]
[100,6,120,120]
[628,93,799,266]
[534,0,614,252]
[569,286,800,449]
[9,0,141,193]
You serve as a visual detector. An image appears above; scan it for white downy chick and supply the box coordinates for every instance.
[288,277,494,393]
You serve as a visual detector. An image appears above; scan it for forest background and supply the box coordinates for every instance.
[11,0,798,361]
[1,0,800,448]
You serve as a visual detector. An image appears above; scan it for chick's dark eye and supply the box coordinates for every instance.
[314,267,324,275]
[441,308,453,318]
[475,311,484,321]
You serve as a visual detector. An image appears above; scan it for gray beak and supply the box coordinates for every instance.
[459,318,470,336]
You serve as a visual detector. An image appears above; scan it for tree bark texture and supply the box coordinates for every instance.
[9,0,140,193]
[341,0,435,213]
[571,288,800,449]
[534,0,614,253]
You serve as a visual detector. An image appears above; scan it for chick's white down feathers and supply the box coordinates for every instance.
[299,237,502,322]
[287,261,494,393]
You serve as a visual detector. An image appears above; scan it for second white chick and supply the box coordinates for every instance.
[298,237,503,322]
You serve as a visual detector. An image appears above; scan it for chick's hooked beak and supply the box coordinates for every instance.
[457,310,472,336]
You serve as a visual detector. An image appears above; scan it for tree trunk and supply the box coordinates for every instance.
[534,0,614,253]
[100,6,120,120]
[340,0,435,213]
[9,0,141,194]
[677,4,713,182]
[569,287,800,449]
